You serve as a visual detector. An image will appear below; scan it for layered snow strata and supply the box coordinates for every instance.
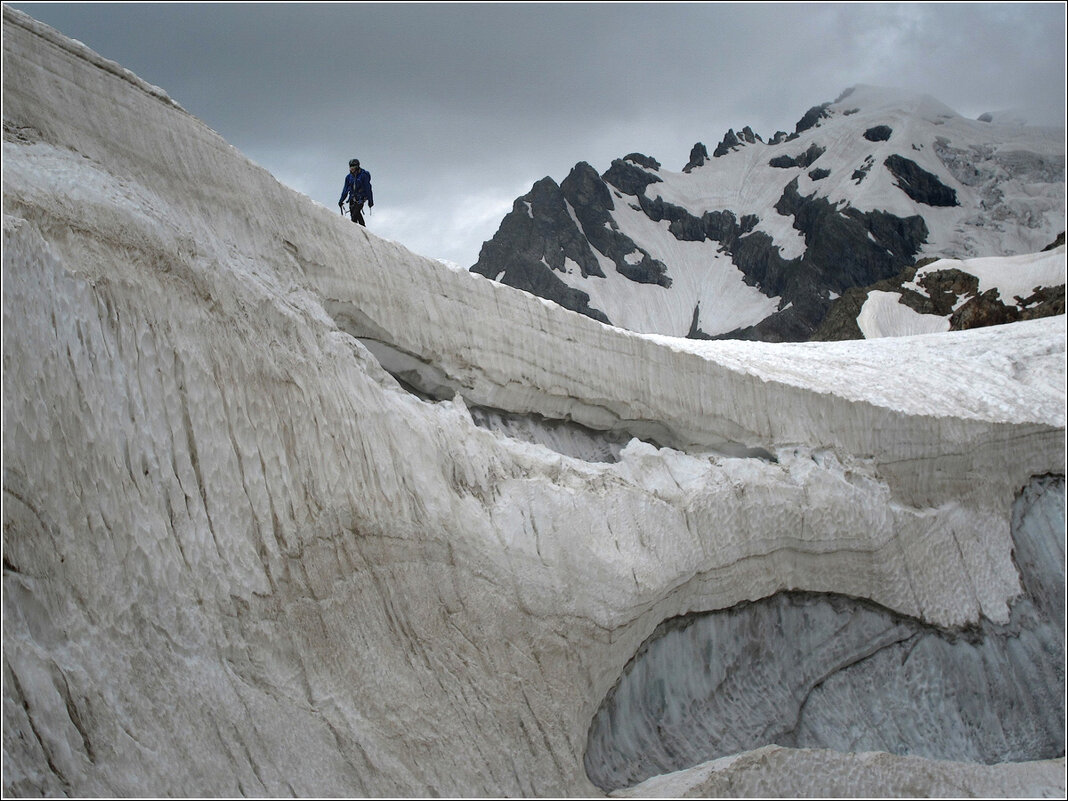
[3,7,1065,798]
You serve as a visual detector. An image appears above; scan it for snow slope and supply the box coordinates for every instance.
[3,7,1065,797]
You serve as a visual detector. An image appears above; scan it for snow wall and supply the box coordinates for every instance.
[3,7,1065,797]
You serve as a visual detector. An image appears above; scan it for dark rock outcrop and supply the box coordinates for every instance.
[712,128,741,158]
[948,284,1065,330]
[638,178,928,341]
[885,154,959,206]
[622,152,660,171]
[683,142,708,173]
[852,155,875,184]
[774,178,928,294]
[469,175,612,324]
[813,254,1066,341]
[808,288,867,341]
[769,143,826,169]
[950,289,1020,329]
[1042,232,1066,251]
[561,163,670,288]
[712,126,763,157]
[864,125,893,141]
[1015,284,1066,319]
[738,126,762,144]
[794,102,832,134]
[603,158,662,197]
[470,160,673,324]
[910,268,981,315]
[475,174,606,281]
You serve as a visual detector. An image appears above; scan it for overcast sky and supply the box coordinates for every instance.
[11,3,1067,267]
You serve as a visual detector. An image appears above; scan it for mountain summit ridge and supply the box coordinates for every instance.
[471,84,1066,340]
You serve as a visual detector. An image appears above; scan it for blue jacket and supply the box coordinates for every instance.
[340,169,373,206]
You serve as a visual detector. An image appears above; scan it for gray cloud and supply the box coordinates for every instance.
[10,3,1066,266]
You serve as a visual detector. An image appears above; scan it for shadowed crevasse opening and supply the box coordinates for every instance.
[326,305,776,464]
[584,475,1066,791]
[354,334,639,463]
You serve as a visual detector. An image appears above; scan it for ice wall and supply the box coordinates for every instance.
[3,7,1065,798]
[585,475,1066,790]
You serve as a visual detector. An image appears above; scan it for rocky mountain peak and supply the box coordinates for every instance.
[470,85,1065,342]
[682,142,709,173]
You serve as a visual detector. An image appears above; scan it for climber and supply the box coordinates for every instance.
[339,158,374,226]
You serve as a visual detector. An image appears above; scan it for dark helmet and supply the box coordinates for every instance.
[349,159,360,168]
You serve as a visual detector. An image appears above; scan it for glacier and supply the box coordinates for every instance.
[2,7,1065,798]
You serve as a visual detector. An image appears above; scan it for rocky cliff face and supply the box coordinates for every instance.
[471,86,1065,340]
[3,8,1065,798]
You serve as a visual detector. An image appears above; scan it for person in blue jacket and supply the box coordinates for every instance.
[339,158,374,225]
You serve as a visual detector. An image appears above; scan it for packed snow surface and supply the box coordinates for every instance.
[647,317,1065,426]
[857,290,951,338]
[3,7,1065,798]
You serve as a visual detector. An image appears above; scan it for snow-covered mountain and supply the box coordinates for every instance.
[471,84,1065,340]
[3,7,1065,798]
